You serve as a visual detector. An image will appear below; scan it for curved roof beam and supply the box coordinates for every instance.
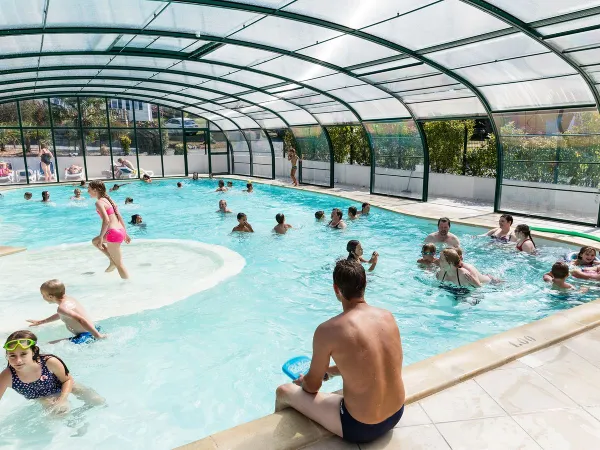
[0,53,366,126]
[458,0,600,111]
[0,90,234,137]
[0,82,265,130]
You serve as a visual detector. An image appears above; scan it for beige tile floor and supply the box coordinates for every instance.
[302,326,600,450]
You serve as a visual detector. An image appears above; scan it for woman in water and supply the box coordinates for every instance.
[0,330,104,413]
[515,224,536,254]
[347,240,378,271]
[88,180,130,279]
[437,248,481,288]
[328,208,347,229]
[41,191,51,203]
[482,214,515,243]
[287,148,299,186]
[131,214,144,226]
[39,145,53,182]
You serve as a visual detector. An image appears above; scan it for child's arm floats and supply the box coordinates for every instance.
[27,314,60,326]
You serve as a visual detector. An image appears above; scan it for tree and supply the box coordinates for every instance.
[326,125,370,165]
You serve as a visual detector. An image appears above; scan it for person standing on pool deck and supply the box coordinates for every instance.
[481,214,516,243]
[273,213,292,234]
[232,212,254,233]
[424,217,460,248]
[0,330,105,413]
[275,260,405,444]
[88,180,130,279]
[288,148,299,186]
[347,240,378,272]
[328,208,347,229]
[27,280,106,344]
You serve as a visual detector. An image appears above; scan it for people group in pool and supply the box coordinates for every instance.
[4,175,600,445]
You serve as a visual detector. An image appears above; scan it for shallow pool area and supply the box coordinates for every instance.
[0,179,597,449]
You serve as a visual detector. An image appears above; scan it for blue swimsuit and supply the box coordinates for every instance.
[9,357,63,400]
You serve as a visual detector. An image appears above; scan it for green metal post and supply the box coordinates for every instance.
[322,125,335,188]
[207,125,212,175]
[494,117,504,212]
[16,101,30,184]
[416,120,430,203]
[264,129,276,180]
[157,106,165,177]
[47,98,59,183]
[181,110,188,176]
[363,123,376,195]
[105,98,115,180]
[132,100,141,178]
[76,98,88,180]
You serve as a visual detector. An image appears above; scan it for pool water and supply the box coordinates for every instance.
[0,179,595,449]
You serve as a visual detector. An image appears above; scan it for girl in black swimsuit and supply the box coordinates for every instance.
[437,248,481,288]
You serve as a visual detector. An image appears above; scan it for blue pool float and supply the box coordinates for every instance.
[282,356,311,380]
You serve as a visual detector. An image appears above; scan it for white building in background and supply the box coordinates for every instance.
[108,99,153,122]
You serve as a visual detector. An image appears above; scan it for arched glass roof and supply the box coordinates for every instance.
[2,0,600,129]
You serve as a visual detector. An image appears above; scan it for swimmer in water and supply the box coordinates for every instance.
[315,210,325,221]
[361,202,371,216]
[425,217,460,248]
[455,247,500,284]
[41,191,51,203]
[571,246,600,268]
[70,189,83,201]
[515,224,536,254]
[227,181,233,188]
[125,197,133,205]
[244,183,254,193]
[109,183,124,192]
[216,180,227,192]
[142,174,152,183]
[482,214,515,243]
[192,172,199,181]
[177,182,183,188]
[437,248,481,288]
[79,180,86,188]
[27,280,106,344]
[417,243,438,267]
[273,213,292,235]
[347,240,378,272]
[217,200,232,213]
[328,208,347,229]
[131,214,144,225]
[0,330,105,414]
[348,206,360,220]
[232,212,254,233]
[24,192,32,200]
[88,180,130,279]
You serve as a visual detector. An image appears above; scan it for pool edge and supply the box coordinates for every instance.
[175,299,600,450]
[0,246,26,257]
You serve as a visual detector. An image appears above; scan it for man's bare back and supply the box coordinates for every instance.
[322,303,404,423]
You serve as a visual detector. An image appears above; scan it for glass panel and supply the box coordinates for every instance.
[42,34,118,52]
[84,129,112,180]
[160,107,186,176]
[39,55,113,67]
[231,16,343,51]
[537,14,600,37]
[0,102,20,126]
[350,98,411,120]
[353,57,421,75]
[252,57,336,82]
[365,120,424,199]
[363,0,508,51]
[171,60,233,78]
[481,75,595,110]
[108,98,134,128]
[550,29,600,51]
[278,109,319,125]
[487,0,600,23]
[108,55,179,70]
[209,130,230,174]
[54,128,83,183]
[361,65,439,84]
[186,114,208,175]
[297,35,399,67]
[79,98,107,128]
[285,0,437,29]
[428,34,547,68]
[409,97,487,118]
[227,131,251,176]
[149,37,204,52]
[137,128,164,178]
[23,129,56,183]
[0,129,26,184]
[314,111,358,125]
[495,109,600,224]
[570,48,600,66]
[379,74,458,94]
[0,35,42,55]
[110,129,139,178]
[221,71,282,88]
[46,0,161,27]
[455,54,575,86]
[203,45,277,67]
[328,85,390,103]
[50,97,79,127]
[302,73,363,91]
[245,129,272,178]
[291,126,331,187]
[0,0,45,29]
[403,88,475,103]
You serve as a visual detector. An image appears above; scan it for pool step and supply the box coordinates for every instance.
[0,246,26,257]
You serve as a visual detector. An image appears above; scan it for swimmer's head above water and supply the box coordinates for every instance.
[40,279,66,303]
[41,191,50,202]
[421,243,437,262]
[131,214,143,225]
[24,192,32,200]
[177,182,183,188]
[218,180,225,188]
[347,240,363,258]
[348,206,358,219]
[4,329,70,378]
[276,213,285,224]
[315,210,325,220]
[125,197,133,204]
[499,214,513,229]
[437,217,451,236]
[333,259,367,302]
[551,261,570,280]
[440,248,461,269]
[577,246,597,264]
[361,202,370,215]
[331,208,343,220]
[73,189,81,197]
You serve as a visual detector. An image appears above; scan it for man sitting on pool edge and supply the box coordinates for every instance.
[424,217,460,248]
[275,260,405,444]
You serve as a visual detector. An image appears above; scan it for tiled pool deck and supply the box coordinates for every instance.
[3,178,600,450]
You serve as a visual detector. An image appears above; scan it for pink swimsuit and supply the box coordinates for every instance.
[97,206,126,243]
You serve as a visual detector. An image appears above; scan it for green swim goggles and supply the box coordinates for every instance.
[3,339,36,351]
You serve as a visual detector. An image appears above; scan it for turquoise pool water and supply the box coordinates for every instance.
[0,179,594,449]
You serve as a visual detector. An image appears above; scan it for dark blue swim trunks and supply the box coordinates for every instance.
[340,399,404,444]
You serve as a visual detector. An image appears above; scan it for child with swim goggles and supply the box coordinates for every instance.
[418,243,439,266]
[0,330,104,414]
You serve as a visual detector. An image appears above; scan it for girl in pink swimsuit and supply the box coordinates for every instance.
[87,180,130,279]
